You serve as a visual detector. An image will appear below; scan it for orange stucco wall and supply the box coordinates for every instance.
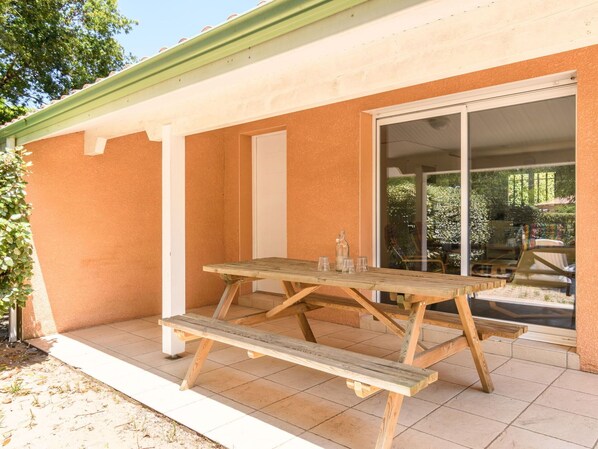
[23,130,227,336]
[22,45,598,371]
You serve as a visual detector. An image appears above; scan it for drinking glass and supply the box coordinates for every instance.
[356,256,368,272]
[342,258,355,274]
[318,256,330,271]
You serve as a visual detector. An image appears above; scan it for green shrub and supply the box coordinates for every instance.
[0,146,33,315]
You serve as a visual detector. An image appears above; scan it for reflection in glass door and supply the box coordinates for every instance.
[377,92,576,332]
[379,110,463,305]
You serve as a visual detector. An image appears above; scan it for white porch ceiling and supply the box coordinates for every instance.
[39,0,598,144]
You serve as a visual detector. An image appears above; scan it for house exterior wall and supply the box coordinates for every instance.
[22,131,226,337]
[22,45,598,372]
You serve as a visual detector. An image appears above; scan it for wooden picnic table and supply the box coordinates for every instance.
[162,257,523,449]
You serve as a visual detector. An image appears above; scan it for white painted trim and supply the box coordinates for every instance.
[371,71,576,119]
[83,133,107,156]
[460,106,470,276]
[161,124,186,356]
[373,77,578,344]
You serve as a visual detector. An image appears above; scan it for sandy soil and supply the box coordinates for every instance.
[0,340,224,449]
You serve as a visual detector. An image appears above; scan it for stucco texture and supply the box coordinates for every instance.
[22,45,598,371]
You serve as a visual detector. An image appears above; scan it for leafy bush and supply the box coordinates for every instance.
[0,146,33,315]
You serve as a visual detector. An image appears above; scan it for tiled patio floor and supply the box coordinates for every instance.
[28,303,598,449]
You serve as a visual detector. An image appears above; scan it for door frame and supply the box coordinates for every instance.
[372,73,577,345]
[252,130,288,293]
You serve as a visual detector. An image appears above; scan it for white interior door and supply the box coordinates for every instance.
[253,131,287,294]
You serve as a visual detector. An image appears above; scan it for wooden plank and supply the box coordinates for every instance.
[282,281,317,343]
[303,294,526,340]
[229,303,318,326]
[162,314,437,397]
[177,282,239,390]
[454,295,494,393]
[341,287,425,352]
[376,302,427,449]
[204,258,505,298]
[265,285,320,318]
[412,335,469,368]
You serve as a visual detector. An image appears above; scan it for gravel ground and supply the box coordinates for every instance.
[0,330,225,449]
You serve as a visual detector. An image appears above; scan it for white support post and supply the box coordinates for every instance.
[6,137,18,342]
[161,125,186,356]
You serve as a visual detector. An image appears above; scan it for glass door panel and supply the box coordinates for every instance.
[468,96,576,329]
[379,112,461,302]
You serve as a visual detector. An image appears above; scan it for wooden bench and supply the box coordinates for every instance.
[302,294,527,341]
[160,313,438,398]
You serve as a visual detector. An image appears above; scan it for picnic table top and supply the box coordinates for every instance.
[204,257,505,299]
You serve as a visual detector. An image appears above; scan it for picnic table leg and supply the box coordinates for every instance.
[454,294,494,393]
[375,301,426,449]
[180,281,240,390]
[282,281,317,343]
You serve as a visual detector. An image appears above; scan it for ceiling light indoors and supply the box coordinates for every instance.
[427,116,451,130]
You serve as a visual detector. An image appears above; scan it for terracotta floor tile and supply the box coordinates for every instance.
[359,333,403,351]
[327,328,381,343]
[470,373,547,402]
[111,339,162,357]
[444,348,510,371]
[132,350,191,368]
[316,336,356,349]
[231,355,295,377]
[262,392,346,430]
[513,404,598,447]
[266,365,335,390]
[221,378,299,409]
[306,377,366,407]
[553,369,598,396]
[412,380,467,404]
[493,359,564,385]
[312,408,406,449]
[429,361,480,386]
[91,332,146,348]
[391,429,470,449]
[206,411,302,449]
[156,357,222,379]
[413,407,506,449]
[355,393,439,426]
[130,326,162,339]
[207,346,253,365]
[446,387,529,423]
[488,426,587,449]
[195,366,258,393]
[110,319,157,332]
[535,386,598,419]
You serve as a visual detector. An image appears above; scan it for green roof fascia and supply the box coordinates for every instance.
[0,0,369,143]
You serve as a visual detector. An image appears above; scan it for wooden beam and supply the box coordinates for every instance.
[265,285,320,318]
[412,335,468,368]
[83,132,107,156]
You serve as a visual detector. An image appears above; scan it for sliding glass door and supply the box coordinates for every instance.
[377,89,576,333]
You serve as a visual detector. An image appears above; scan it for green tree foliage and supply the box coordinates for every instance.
[0,146,32,315]
[0,0,136,123]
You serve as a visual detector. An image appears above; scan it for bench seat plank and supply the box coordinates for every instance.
[161,314,437,397]
[302,294,527,340]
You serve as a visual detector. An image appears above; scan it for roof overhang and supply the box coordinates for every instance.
[2,0,597,147]
[0,0,370,143]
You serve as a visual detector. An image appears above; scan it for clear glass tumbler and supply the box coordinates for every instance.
[356,256,368,272]
[318,256,330,272]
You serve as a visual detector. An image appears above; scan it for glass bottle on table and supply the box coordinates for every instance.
[335,230,350,271]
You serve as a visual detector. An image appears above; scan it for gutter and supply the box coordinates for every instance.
[0,0,369,144]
